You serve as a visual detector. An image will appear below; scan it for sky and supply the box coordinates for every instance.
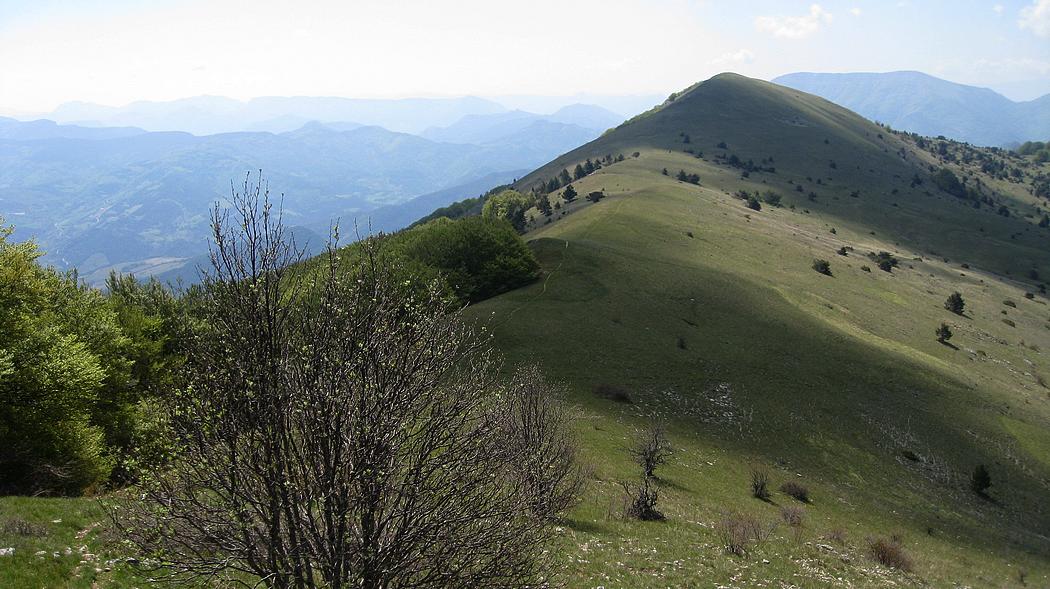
[0,0,1048,115]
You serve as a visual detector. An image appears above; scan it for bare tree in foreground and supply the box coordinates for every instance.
[116,173,579,588]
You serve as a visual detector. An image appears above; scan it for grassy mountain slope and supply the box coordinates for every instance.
[467,74,1050,586]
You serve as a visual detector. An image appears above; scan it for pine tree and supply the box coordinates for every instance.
[538,193,552,216]
[936,322,953,343]
[563,184,577,202]
[573,164,586,180]
[944,292,965,315]
[584,159,595,174]
[558,169,572,186]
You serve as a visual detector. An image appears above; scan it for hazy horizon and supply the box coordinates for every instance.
[2,0,1048,116]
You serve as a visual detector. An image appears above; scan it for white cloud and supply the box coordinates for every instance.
[1019,0,1050,36]
[755,4,833,39]
[993,4,1004,14]
[850,7,862,17]
[709,49,756,66]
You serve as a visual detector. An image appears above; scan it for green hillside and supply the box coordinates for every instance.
[3,73,1050,588]
[467,74,1050,586]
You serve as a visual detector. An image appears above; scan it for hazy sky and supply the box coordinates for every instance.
[1,0,1049,114]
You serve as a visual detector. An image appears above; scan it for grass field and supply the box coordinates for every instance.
[466,112,1050,585]
[3,74,1049,587]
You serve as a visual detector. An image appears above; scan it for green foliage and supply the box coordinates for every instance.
[0,219,183,495]
[1017,141,1050,162]
[812,259,832,276]
[931,168,966,198]
[0,224,115,494]
[482,189,534,232]
[381,216,540,304]
[935,322,953,343]
[869,251,899,272]
[944,292,965,315]
[563,184,578,202]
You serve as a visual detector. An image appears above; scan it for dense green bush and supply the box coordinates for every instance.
[383,216,540,304]
[931,168,966,198]
[1,225,120,494]
[482,189,534,232]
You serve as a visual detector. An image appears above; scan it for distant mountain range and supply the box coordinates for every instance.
[0,102,621,284]
[773,71,1050,146]
[422,105,622,145]
[44,95,506,135]
[29,94,644,137]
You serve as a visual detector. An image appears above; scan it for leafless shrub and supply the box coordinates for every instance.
[499,364,586,520]
[780,505,804,527]
[594,384,633,404]
[0,517,48,537]
[715,511,777,557]
[629,423,672,479]
[750,468,771,500]
[779,481,810,503]
[780,506,805,543]
[824,527,848,545]
[621,476,664,521]
[868,535,914,572]
[113,173,574,588]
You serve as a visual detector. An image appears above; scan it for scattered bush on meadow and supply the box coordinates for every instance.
[825,527,848,545]
[869,251,900,272]
[780,506,805,542]
[812,259,832,276]
[936,322,953,343]
[779,481,810,503]
[750,468,771,500]
[621,476,664,521]
[629,423,673,480]
[867,535,914,572]
[944,292,965,315]
[715,511,777,557]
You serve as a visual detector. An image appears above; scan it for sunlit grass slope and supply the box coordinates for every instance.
[470,74,1050,587]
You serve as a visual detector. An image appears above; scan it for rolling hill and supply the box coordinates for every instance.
[773,71,1050,147]
[458,73,1050,586]
[0,120,562,284]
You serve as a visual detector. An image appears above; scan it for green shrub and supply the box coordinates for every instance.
[386,216,540,304]
[944,292,965,315]
[812,259,832,276]
[936,323,953,343]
